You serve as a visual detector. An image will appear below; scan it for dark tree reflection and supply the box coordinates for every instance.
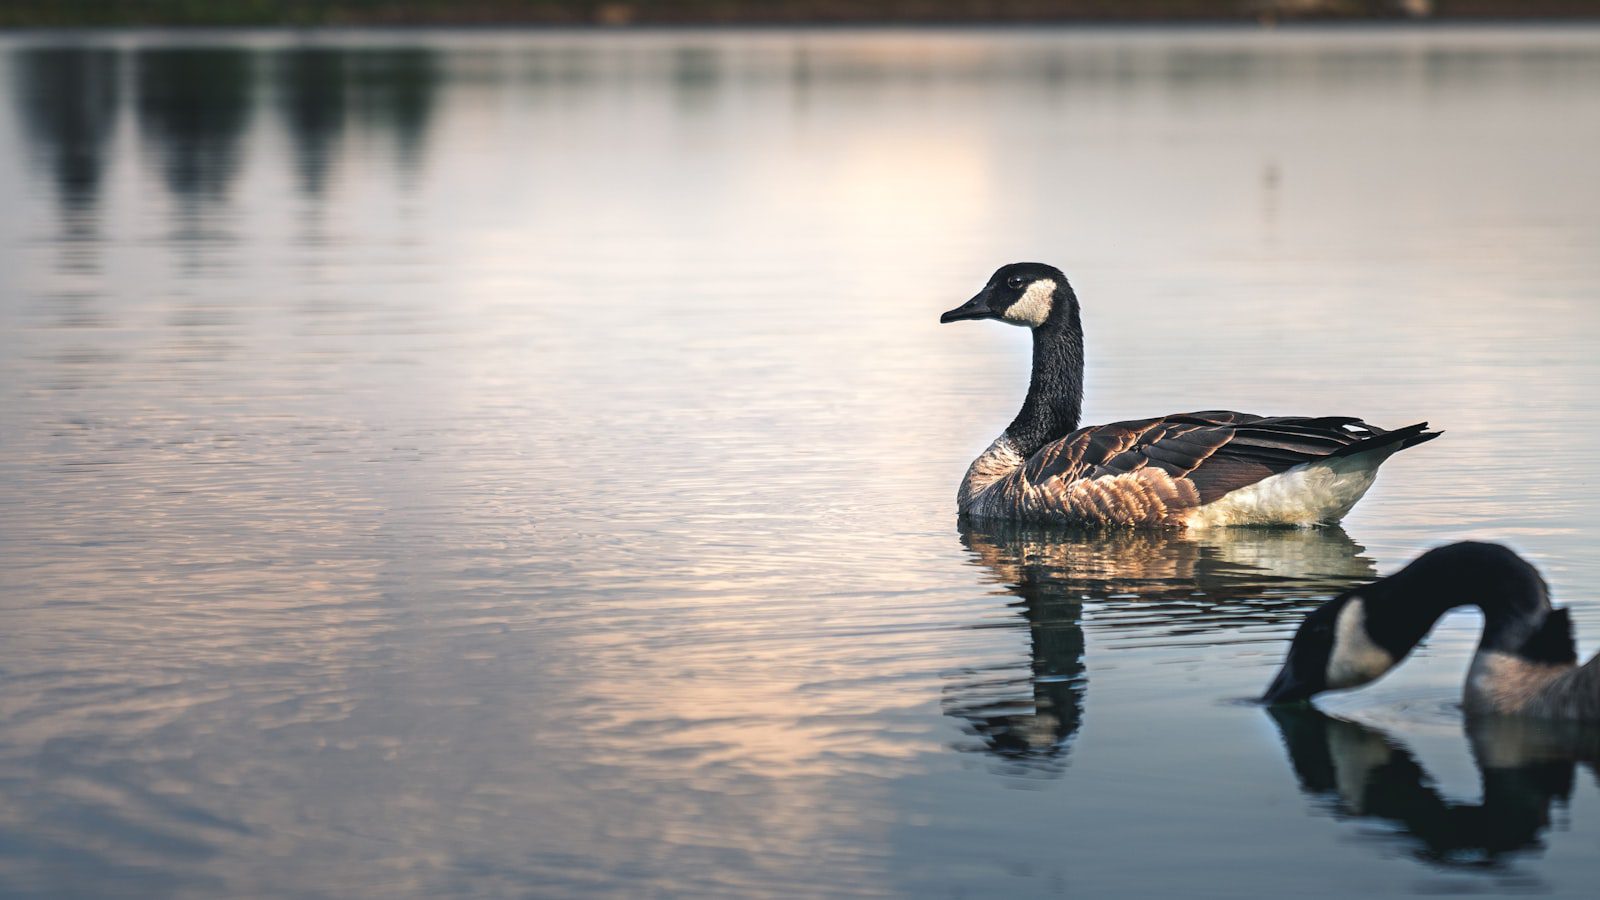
[947,523,1375,776]
[1270,706,1600,868]
[272,46,440,198]
[135,47,253,204]
[671,46,720,112]
[275,47,348,198]
[125,43,440,257]
[349,48,437,179]
[10,46,120,217]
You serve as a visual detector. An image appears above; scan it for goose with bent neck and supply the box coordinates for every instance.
[1262,542,1600,721]
[941,262,1439,527]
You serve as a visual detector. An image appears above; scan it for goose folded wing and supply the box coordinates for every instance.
[1023,413,1395,505]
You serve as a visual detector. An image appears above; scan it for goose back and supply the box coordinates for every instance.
[1467,608,1600,719]
[1466,656,1600,720]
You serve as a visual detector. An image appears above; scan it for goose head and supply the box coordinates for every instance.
[1262,542,1561,706]
[940,262,1076,329]
[1260,591,1382,705]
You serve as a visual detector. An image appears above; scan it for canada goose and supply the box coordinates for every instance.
[940,262,1439,526]
[1262,542,1600,720]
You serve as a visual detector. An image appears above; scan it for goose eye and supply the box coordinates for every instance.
[1006,276,1026,289]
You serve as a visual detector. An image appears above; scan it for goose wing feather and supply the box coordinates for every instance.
[1025,411,1421,507]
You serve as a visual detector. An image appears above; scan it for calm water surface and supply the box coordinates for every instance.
[3,26,1600,898]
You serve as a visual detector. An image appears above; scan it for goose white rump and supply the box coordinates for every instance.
[1181,452,1388,529]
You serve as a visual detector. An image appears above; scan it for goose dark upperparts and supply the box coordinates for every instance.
[940,262,1440,527]
[1262,542,1600,721]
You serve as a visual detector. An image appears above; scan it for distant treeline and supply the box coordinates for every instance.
[4,1,1598,27]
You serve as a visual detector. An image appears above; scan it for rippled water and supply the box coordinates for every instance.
[3,26,1600,898]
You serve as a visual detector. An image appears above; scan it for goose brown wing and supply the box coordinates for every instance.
[1024,412,1431,506]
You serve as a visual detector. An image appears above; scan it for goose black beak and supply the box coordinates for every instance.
[1261,664,1314,706]
[940,293,996,324]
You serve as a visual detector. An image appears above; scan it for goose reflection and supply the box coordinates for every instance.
[1269,706,1600,867]
[946,522,1375,774]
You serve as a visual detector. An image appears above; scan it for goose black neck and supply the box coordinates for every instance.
[1006,307,1084,458]
[1358,542,1559,662]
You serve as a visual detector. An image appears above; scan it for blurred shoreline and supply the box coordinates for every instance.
[3,1,1597,29]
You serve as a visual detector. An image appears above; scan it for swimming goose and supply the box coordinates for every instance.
[940,262,1439,526]
[1262,542,1600,720]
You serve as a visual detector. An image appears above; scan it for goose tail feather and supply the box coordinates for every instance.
[1328,422,1442,460]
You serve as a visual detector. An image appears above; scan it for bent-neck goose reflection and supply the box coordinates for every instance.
[1269,706,1600,868]
[945,522,1375,775]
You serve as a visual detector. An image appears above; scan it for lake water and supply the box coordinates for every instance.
[3,25,1600,898]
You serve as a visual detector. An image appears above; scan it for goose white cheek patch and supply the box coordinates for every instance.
[1326,599,1395,690]
[1001,279,1055,327]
